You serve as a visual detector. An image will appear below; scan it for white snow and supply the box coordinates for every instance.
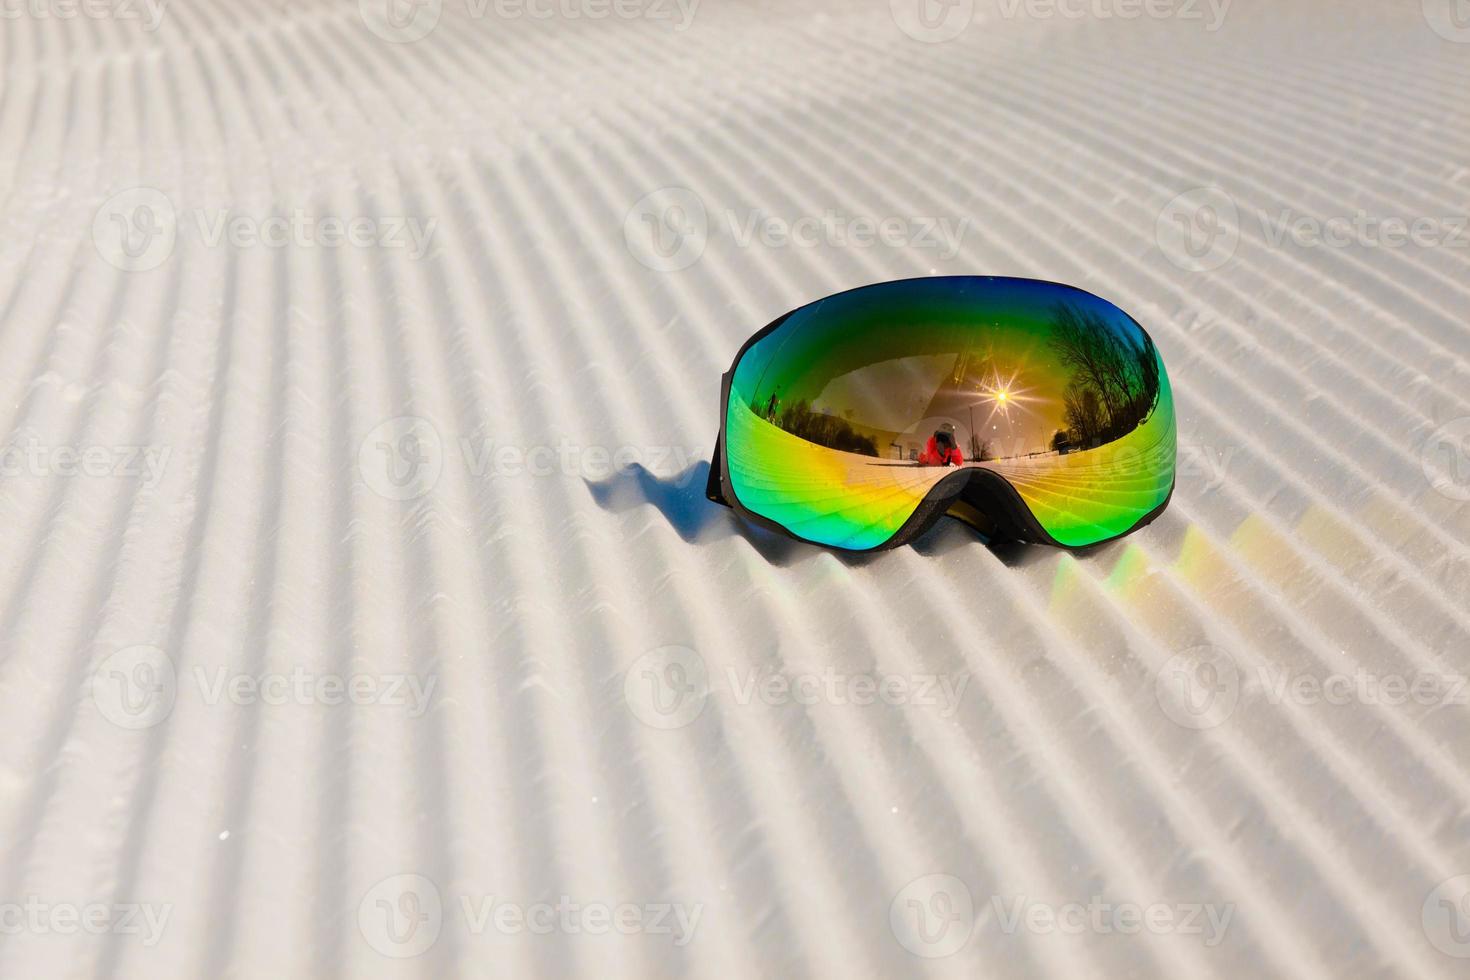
[0,0,1468,976]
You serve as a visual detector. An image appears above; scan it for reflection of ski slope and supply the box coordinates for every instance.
[1,1,1468,978]
[726,391,942,549]
[729,379,1175,548]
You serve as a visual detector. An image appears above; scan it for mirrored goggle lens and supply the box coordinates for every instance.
[724,277,1175,549]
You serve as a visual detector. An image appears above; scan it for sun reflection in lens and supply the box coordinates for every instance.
[973,368,1041,434]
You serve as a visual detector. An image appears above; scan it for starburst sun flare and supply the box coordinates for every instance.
[976,369,1041,426]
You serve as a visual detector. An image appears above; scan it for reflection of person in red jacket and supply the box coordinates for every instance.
[918,426,965,466]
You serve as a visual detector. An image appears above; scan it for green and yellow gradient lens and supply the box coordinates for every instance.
[724,277,1175,550]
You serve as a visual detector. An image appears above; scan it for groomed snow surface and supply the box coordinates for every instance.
[1,0,1469,976]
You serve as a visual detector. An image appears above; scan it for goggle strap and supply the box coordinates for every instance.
[705,434,731,508]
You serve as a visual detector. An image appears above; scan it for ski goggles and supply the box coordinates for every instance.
[706,276,1176,551]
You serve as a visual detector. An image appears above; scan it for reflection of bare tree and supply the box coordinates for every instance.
[1062,383,1105,446]
[775,399,880,456]
[1049,303,1162,448]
